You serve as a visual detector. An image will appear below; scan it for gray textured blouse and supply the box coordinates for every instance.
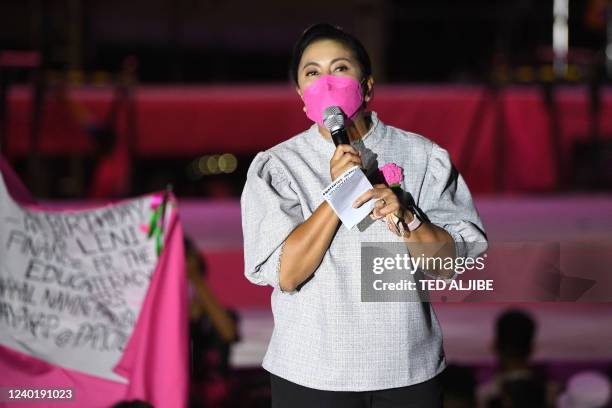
[240,111,487,391]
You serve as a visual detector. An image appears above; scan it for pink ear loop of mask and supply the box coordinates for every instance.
[358,77,370,108]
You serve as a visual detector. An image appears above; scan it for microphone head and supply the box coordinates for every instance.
[323,106,345,132]
[323,105,343,118]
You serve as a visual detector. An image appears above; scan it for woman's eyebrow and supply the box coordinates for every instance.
[302,61,320,71]
[330,57,352,65]
[301,57,353,71]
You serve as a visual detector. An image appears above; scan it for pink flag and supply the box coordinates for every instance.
[0,155,34,204]
[0,156,189,408]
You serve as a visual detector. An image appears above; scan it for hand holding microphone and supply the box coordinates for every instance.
[324,106,363,181]
[330,145,362,181]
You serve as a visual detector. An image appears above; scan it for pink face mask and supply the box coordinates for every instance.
[302,74,364,127]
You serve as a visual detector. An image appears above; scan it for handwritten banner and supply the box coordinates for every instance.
[0,174,172,382]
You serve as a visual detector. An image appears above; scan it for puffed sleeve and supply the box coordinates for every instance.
[418,142,488,263]
[240,151,304,291]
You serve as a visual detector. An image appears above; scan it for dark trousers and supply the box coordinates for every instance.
[270,372,443,408]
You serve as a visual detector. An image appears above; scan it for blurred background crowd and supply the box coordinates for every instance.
[1,0,612,407]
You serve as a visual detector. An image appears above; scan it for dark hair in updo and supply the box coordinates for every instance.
[289,23,372,86]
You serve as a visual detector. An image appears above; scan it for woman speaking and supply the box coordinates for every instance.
[240,23,487,407]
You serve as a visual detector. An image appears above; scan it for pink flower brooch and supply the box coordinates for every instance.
[378,163,408,236]
[379,162,404,188]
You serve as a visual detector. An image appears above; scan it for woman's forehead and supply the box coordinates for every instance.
[300,39,354,66]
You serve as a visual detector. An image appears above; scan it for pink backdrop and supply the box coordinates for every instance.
[4,85,612,193]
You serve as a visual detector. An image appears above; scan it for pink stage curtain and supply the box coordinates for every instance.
[5,85,612,193]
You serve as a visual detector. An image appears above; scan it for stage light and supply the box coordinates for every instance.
[207,155,220,174]
[197,155,210,175]
[218,153,237,173]
[186,159,203,180]
[553,0,569,78]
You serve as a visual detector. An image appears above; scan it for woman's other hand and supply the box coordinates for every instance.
[353,183,412,236]
[352,183,403,219]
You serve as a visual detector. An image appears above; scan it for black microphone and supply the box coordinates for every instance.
[323,106,350,146]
